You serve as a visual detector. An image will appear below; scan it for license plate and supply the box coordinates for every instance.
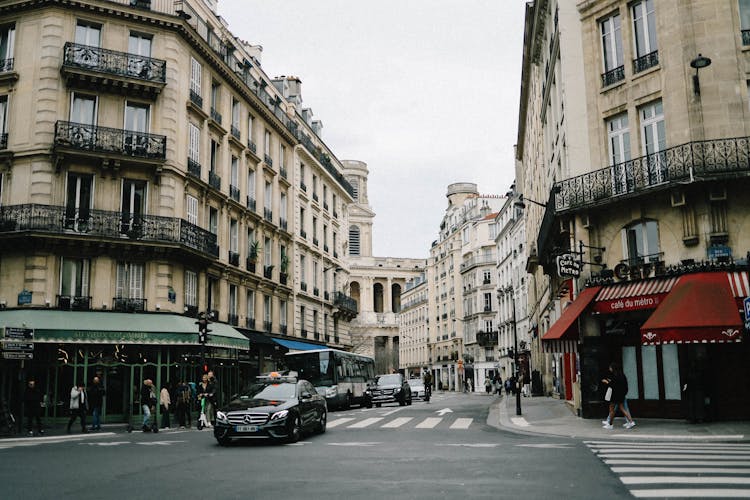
[235,425,259,433]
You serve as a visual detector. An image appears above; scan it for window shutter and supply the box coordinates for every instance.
[80,259,90,296]
[115,262,126,298]
[130,263,144,299]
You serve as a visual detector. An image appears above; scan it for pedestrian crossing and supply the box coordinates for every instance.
[327,415,474,431]
[586,440,750,498]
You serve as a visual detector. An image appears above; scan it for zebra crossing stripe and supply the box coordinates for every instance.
[586,441,750,448]
[594,448,750,455]
[599,454,750,460]
[327,418,355,428]
[381,417,413,428]
[630,488,750,498]
[415,417,442,429]
[347,417,384,429]
[612,467,750,474]
[621,476,750,485]
[449,418,472,429]
[605,460,750,466]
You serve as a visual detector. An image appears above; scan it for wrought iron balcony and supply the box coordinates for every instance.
[324,244,329,253]
[54,121,166,162]
[313,332,320,341]
[633,50,659,74]
[208,171,221,190]
[0,133,7,150]
[187,158,201,178]
[263,208,273,222]
[246,259,256,273]
[313,287,319,297]
[189,89,203,108]
[554,136,750,213]
[245,317,255,329]
[333,251,338,259]
[230,125,241,140]
[301,282,308,292]
[280,218,288,231]
[264,320,272,333]
[601,65,625,87]
[210,108,222,125]
[280,274,287,285]
[743,30,750,46]
[0,58,13,72]
[229,185,240,202]
[281,324,288,335]
[247,140,257,154]
[323,202,329,211]
[324,291,330,301]
[477,331,499,347]
[280,166,287,179]
[264,154,273,167]
[113,297,146,312]
[228,251,240,266]
[0,203,218,258]
[61,42,166,98]
[301,329,308,338]
[333,291,358,319]
[228,313,239,326]
[300,229,307,239]
[313,237,319,246]
[247,196,256,211]
[264,265,274,279]
[300,182,307,192]
[56,295,91,311]
[312,193,319,203]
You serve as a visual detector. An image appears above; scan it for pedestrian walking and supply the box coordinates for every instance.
[88,376,105,431]
[24,379,44,436]
[66,383,88,433]
[140,379,156,432]
[495,374,503,396]
[160,382,171,430]
[505,378,511,395]
[484,377,492,395]
[174,380,190,429]
[197,374,215,429]
[601,363,635,430]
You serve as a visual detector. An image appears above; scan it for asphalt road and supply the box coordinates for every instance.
[0,393,631,500]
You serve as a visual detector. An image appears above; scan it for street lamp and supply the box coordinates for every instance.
[322,265,342,343]
[499,285,522,416]
[690,53,712,96]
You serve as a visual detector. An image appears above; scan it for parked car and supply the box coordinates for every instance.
[407,378,427,401]
[364,373,412,408]
[213,372,327,445]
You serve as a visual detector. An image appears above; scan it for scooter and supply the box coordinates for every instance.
[197,397,210,430]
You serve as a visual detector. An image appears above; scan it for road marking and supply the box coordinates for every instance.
[630,489,750,498]
[608,434,745,440]
[436,443,502,448]
[612,467,750,474]
[599,454,750,460]
[79,441,131,446]
[0,432,116,442]
[449,418,472,429]
[594,448,750,455]
[136,440,186,446]
[436,408,453,416]
[605,460,750,466]
[327,418,355,428]
[586,441,750,448]
[381,408,403,416]
[510,417,530,427]
[516,443,573,449]
[622,477,750,485]
[327,442,380,447]
[381,417,413,428]
[347,417,384,429]
[415,418,441,429]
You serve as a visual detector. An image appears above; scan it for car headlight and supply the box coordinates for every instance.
[393,387,401,393]
[270,409,289,421]
[216,411,229,424]
[325,386,338,398]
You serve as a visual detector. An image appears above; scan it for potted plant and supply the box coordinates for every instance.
[247,240,260,272]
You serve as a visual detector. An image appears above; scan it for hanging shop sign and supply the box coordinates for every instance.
[556,253,582,278]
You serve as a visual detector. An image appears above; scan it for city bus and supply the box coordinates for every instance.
[284,349,375,410]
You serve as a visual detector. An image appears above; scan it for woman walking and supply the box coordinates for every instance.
[601,363,635,429]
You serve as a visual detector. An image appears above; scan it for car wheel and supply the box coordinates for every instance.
[286,414,302,443]
[318,409,327,434]
[375,403,381,408]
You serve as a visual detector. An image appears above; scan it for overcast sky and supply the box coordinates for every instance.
[218,0,526,258]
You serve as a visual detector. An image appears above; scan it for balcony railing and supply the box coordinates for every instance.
[228,251,240,266]
[113,297,146,312]
[0,58,13,73]
[323,202,329,211]
[62,42,166,83]
[633,50,659,74]
[601,65,625,87]
[246,258,256,273]
[55,121,166,160]
[247,140,257,154]
[245,317,255,329]
[263,208,273,222]
[228,313,239,326]
[300,229,307,239]
[743,30,750,46]
[281,324,287,335]
[555,136,750,213]
[208,171,221,190]
[264,265,273,279]
[56,295,91,311]
[263,320,272,332]
[264,154,273,167]
[313,287,319,296]
[187,158,201,178]
[210,108,222,124]
[0,204,219,257]
[280,166,287,179]
[189,89,203,108]
[301,329,308,338]
[246,196,256,211]
[300,182,307,192]
[230,125,241,140]
[280,218,288,231]
[324,291,330,301]
[312,193,319,202]
[313,237,319,246]
[300,282,308,292]
[333,291,358,317]
[477,331,499,347]
[229,185,240,202]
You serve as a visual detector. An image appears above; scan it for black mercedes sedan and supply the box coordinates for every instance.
[363,373,412,408]
[213,372,327,445]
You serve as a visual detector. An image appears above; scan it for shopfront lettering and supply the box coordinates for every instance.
[613,260,666,281]
[595,295,662,313]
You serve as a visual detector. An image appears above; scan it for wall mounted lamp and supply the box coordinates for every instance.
[690,53,712,96]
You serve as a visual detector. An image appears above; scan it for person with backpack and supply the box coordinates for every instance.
[174,380,191,429]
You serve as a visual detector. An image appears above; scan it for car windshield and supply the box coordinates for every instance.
[237,383,296,401]
[375,374,402,386]
[407,379,423,388]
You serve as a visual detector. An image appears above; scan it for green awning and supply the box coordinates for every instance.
[0,310,248,349]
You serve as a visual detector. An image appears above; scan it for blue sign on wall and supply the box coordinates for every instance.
[707,245,732,260]
[17,290,32,305]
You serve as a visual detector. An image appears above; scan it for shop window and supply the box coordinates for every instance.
[622,346,640,400]
[641,345,659,399]
[661,344,681,400]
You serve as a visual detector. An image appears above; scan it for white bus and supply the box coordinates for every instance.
[284,349,375,410]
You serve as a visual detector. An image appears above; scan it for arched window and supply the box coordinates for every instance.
[349,225,360,256]
[347,176,360,202]
[350,282,361,312]
[622,219,660,265]
[391,283,402,313]
[373,283,384,313]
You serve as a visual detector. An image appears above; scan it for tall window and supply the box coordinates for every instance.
[640,100,666,184]
[247,169,256,202]
[210,140,218,173]
[75,20,100,46]
[71,93,97,125]
[124,102,150,154]
[115,262,144,299]
[264,181,272,211]
[247,114,254,144]
[264,129,271,157]
[742,0,750,33]
[0,24,15,66]
[0,95,7,140]
[300,254,307,283]
[312,217,318,243]
[210,81,220,112]
[229,218,238,254]
[484,293,492,311]
[300,207,306,234]
[600,13,623,85]
[229,284,237,320]
[188,122,200,164]
[349,225,360,256]
[246,290,255,321]
[263,295,272,326]
[607,113,631,194]
[128,32,151,56]
[65,173,93,231]
[230,156,239,190]
[622,220,660,264]
[186,195,198,225]
[185,270,197,307]
[632,1,657,60]
[121,179,146,233]
[190,57,202,98]
[280,300,287,327]
[313,260,319,289]
[264,236,272,268]
[349,177,359,201]
[231,98,240,130]
[209,207,218,235]
[279,144,286,170]
[280,191,287,221]
[60,258,90,299]
[312,175,318,197]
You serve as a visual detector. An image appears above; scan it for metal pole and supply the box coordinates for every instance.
[511,287,522,416]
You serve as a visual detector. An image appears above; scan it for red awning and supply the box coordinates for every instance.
[641,273,743,345]
[542,286,601,352]
[593,276,679,313]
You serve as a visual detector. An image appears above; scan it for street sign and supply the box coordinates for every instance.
[0,341,34,351]
[4,327,34,340]
[556,253,582,278]
[744,297,750,331]
[2,351,33,360]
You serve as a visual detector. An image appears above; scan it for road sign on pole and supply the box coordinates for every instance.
[2,351,33,360]
[744,297,750,331]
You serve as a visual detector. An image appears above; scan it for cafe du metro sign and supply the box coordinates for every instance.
[556,253,583,279]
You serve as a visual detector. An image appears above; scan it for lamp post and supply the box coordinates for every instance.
[500,285,522,416]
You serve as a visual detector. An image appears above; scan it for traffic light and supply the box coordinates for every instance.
[196,314,211,344]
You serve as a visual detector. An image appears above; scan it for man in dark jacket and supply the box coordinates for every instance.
[24,379,44,436]
[140,379,156,432]
[88,376,105,431]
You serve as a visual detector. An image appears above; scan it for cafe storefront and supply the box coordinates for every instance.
[0,309,249,426]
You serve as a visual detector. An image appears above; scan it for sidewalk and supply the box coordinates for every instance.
[491,394,750,442]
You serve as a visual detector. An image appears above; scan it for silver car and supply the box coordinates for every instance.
[407,378,426,401]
